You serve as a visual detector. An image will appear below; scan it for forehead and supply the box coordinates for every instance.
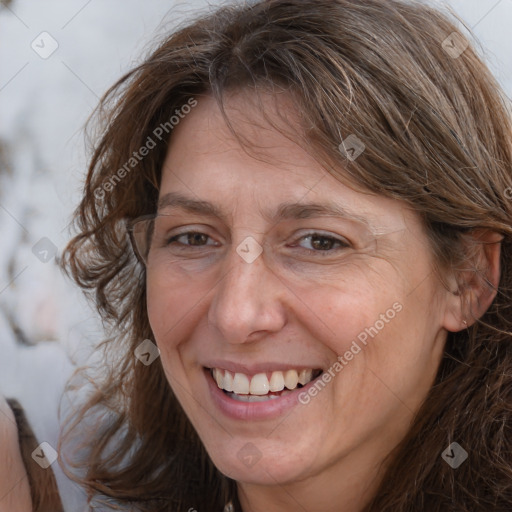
[159,92,415,236]
[165,92,311,173]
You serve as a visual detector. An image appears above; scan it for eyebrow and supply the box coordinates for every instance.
[157,191,370,226]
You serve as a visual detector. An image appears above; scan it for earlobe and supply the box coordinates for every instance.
[442,229,503,332]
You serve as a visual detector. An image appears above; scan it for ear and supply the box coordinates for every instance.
[442,229,503,332]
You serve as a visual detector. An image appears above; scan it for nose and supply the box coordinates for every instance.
[207,242,287,344]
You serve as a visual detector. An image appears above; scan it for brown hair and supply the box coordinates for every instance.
[59,0,512,510]
[7,399,63,512]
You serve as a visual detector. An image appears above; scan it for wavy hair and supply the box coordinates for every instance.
[59,0,512,510]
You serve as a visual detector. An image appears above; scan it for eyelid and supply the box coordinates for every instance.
[166,225,348,241]
[167,229,220,245]
[290,231,351,251]
[164,223,221,238]
[296,230,350,242]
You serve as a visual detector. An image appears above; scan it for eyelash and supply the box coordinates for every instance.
[166,231,349,255]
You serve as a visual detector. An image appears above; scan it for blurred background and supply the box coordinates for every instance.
[0,0,510,462]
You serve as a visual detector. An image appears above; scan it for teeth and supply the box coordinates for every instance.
[284,369,299,390]
[230,393,284,402]
[298,369,313,386]
[214,369,223,388]
[249,373,270,395]
[269,371,285,392]
[224,370,234,392]
[233,373,250,394]
[211,367,318,396]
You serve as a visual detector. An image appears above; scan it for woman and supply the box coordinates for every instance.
[58,0,512,510]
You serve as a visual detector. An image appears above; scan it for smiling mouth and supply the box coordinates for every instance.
[208,367,323,402]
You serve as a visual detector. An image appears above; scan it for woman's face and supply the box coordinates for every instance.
[146,92,454,490]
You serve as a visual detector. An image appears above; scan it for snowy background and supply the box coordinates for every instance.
[0,0,510,506]
[0,0,215,399]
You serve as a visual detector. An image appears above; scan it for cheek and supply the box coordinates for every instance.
[304,275,434,400]
[146,274,188,351]
[146,282,167,342]
[291,276,396,350]
[146,281,192,398]
[146,271,212,382]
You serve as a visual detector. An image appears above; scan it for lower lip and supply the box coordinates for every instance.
[205,368,320,421]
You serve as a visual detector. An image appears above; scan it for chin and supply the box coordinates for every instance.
[204,434,316,485]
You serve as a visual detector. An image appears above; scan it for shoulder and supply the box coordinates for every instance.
[0,340,89,512]
[0,393,32,512]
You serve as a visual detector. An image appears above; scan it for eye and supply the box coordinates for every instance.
[163,230,349,255]
[293,232,349,254]
[166,231,218,248]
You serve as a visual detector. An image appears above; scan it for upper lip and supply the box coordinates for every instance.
[202,360,324,376]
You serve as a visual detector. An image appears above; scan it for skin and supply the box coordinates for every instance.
[146,91,500,512]
[0,393,32,512]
